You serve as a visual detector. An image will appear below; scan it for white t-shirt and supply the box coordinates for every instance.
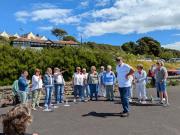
[116,63,132,88]
[73,72,84,86]
[54,73,64,84]
[32,75,43,91]
[82,73,88,85]
[134,70,147,84]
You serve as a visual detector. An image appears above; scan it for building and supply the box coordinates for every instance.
[0,31,79,48]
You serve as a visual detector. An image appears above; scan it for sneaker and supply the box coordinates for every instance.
[120,112,129,117]
[163,103,170,107]
[43,108,52,112]
[84,99,89,102]
[129,98,133,103]
[159,100,164,105]
[141,101,147,104]
[32,108,37,111]
[73,99,77,103]
[53,105,59,109]
[37,106,43,109]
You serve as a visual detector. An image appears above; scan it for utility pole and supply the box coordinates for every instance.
[80,35,82,46]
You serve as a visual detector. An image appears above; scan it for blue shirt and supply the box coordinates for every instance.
[103,71,116,85]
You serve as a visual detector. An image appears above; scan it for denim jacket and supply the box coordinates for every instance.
[18,76,28,92]
[43,74,54,87]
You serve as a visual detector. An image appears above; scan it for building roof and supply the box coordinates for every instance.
[13,38,78,45]
[0,31,10,38]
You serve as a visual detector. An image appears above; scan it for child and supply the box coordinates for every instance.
[134,64,147,104]
[103,65,116,101]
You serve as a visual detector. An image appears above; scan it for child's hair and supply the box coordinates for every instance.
[0,104,32,135]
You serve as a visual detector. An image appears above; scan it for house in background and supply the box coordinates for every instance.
[0,31,79,49]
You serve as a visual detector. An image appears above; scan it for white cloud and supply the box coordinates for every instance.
[80,0,180,37]
[15,11,30,23]
[31,8,71,21]
[172,33,180,36]
[15,0,180,38]
[80,1,89,7]
[162,42,180,50]
[32,3,58,9]
[95,0,111,7]
[15,4,77,24]
[38,26,53,31]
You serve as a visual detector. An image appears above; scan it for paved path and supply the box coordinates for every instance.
[1,86,180,135]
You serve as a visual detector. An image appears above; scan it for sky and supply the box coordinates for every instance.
[0,0,180,50]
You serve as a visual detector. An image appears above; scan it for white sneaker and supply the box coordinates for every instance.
[53,105,59,109]
[129,98,132,102]
[141,101,147,104]
[32,108,37,111]
[43,108,52,112]
[163,103,170,107]
[73,99,77,103]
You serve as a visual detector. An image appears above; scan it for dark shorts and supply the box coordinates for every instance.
[156,81,166,92]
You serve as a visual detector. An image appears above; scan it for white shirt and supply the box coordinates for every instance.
[116,63,132,87]
[73,72,84,86]
[54,73,64,84]
[134,70,147,84]
[32,75,43,91]
[82,73,88,85]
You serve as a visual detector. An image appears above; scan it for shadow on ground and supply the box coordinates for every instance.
[82,111,121,118]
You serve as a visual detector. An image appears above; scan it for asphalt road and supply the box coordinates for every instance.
[1,86,180,135]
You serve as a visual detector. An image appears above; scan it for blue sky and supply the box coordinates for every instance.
[0,0,180,50]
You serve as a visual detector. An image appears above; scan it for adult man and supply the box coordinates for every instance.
[116,57,134,117]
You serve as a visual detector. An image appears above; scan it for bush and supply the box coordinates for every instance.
[0,44,119,86]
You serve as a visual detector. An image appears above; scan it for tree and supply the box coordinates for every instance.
[136,37,161,56]
[63,35,77,42]
[121,41,137,54]
[51,28,68,40]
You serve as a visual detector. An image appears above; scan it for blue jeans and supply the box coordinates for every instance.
[89,84,98,100]
[156,81,167,92]
[74,85,84,100]
[55,84,64,103]
[83,84,90,98]
[119,87,130,113]
[44,86,53,107]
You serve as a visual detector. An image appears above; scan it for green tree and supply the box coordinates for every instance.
[51,28,68,40]
[136,37,161,56]
[63,35,77,42]
[121,41,137,54]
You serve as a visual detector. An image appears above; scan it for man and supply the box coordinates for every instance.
[18,70,29,104]
[155,60,169,106]
[116,57,134,117]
